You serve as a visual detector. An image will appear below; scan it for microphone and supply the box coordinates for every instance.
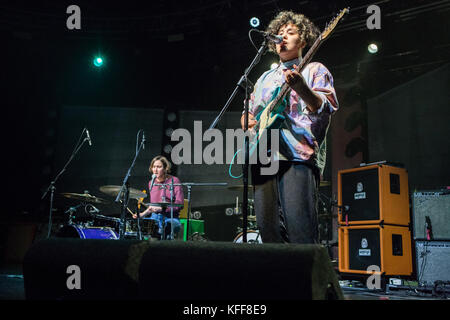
[253,29,283,44]
[149,173,157,191]
[86,128,92,146]
[142,131,146,150]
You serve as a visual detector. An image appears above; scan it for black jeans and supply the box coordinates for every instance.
[251,161,319,244]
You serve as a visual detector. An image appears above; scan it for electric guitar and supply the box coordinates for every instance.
[248,8,349,158]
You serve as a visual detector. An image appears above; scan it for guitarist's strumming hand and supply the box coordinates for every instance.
[240,113,257,131]
[283,64,323,113]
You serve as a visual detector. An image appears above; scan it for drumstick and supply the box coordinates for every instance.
[118,200,135,216]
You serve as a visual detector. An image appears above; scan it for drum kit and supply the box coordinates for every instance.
[56,180,334,244]
[56,186,182,241]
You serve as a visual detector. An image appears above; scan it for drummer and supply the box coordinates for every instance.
[133,155,184,239]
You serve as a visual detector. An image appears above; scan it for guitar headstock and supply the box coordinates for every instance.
[321,7,350,40]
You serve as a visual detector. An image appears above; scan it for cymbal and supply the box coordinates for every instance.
[142,202,184,208]
[320,181,331,187]
[61,192,109,204]
[99,185,147,199]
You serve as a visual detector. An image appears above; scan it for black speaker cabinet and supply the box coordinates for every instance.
[23,238,343,300]
[412,190,450,240]
[415,240,450,285]
[338,164,410,226]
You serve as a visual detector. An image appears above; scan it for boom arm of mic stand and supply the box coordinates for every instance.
[41,136,90,238]
[208,40,267,131]
[116,138,145,239]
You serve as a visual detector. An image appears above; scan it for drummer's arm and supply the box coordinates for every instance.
[141,206,162,216]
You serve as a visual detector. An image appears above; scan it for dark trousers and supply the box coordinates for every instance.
[251,161,319,244]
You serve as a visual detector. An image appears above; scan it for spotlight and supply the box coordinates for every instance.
[165,128,174,137]
[167,112,177,122]
[250,17,260,28]
[93,56,104,67]
[163,144,173,154]
[368,43,378,54]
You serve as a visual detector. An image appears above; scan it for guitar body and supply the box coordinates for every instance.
[249,91,287,158]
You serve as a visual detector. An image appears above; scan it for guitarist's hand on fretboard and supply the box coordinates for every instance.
[283,64,323,113]
[241,113,257,131]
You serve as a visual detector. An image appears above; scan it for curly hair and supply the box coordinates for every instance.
[265,10,320,53]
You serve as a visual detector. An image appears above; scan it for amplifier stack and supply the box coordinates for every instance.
[337,163,413,277]
[411,190,450,285]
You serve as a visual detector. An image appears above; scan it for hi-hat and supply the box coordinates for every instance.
[61,192,109,204]
[320,181,331,187]
[99,185,147,199]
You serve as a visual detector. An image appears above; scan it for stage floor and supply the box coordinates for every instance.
[1,263,447,301]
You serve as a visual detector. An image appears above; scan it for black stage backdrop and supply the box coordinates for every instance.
[51,105,164,215]
[367,63,450,190]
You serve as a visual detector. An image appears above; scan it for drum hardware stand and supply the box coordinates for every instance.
[41,128,91,238]
[169,178,175,240]
[116,130,146,239]
[209,38,267,243]
[153,182,228,240]
[64,204,83,225]
[136,202,143,240]
[319,192,345,257]
[152,179,175,240]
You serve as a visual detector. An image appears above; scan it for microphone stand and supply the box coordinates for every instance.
[116,132,146,239]
[209,39,268,243]
[41,129,90,238]
[169,177,174,240]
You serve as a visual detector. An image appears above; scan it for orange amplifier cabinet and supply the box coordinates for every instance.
[338,225,413,276]
[337,164,410,226]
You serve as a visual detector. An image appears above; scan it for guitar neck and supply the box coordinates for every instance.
[269,36,323,112]
[264,7,349,114]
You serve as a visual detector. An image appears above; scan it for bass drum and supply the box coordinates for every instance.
[233,230,262,244]
[57,225,119,240]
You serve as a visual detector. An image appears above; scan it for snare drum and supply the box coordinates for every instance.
[57,225,119,240]
[233,230,262,244]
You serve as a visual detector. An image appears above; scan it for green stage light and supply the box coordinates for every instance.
[93,56,104,67]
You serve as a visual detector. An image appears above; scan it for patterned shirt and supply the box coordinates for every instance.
[148,175,184,217]
[248,58,338,174]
